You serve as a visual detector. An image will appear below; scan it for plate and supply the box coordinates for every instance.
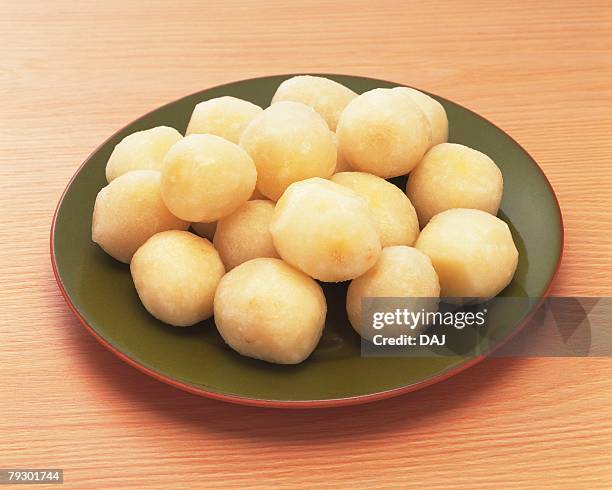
[51,74,563,408]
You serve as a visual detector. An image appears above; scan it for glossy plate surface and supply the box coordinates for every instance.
[51,74,563,408]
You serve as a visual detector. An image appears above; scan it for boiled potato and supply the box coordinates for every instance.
[347,246,440,340]
[105,126,182,182]
[92,170,189,263]
[407,142,503,226]
[271,75,357,131]
[214,258,326,364]
[336,88,431,178]
[213,200,279,270]
[186,96,262,144]
[130,230,225,326]
[191,221,217,240]
[415,208,518,302]
[394,87,448,146]
[331,172,419,247]
[239,101,336,201]
[161,134,256,222]
[270,178,381,282]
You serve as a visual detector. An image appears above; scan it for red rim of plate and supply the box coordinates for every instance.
[50,74,565,409]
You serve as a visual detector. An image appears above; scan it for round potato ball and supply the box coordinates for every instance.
[214,258,327,364]
[161,134,257,222]
[186,96,262,144]
[331,172,419,247]
[270,177,381,282]
[271,75,357,131]
[407,143,503,226]
[415,208,518,302]
[191,221,217,240]
[239,101,336,201]
[131,230,225,326]
[336,88,432,178]
[92,170,189,263]
[213,200,279,270]
[105,126,182,182]
[347,246,440,340]
[394,87,448,146]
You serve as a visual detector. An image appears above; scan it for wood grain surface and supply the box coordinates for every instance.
[1,1,611,488]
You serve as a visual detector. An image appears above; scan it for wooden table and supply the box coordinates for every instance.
[2,1,611,488]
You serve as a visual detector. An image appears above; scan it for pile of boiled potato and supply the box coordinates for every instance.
[92,75,518,365]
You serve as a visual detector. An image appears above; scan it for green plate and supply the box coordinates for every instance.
[51,74,563,408]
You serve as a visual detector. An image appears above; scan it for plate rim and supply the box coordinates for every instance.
[50,73,565,409]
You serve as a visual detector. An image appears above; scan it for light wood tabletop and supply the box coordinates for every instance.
[1,1,611,488]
